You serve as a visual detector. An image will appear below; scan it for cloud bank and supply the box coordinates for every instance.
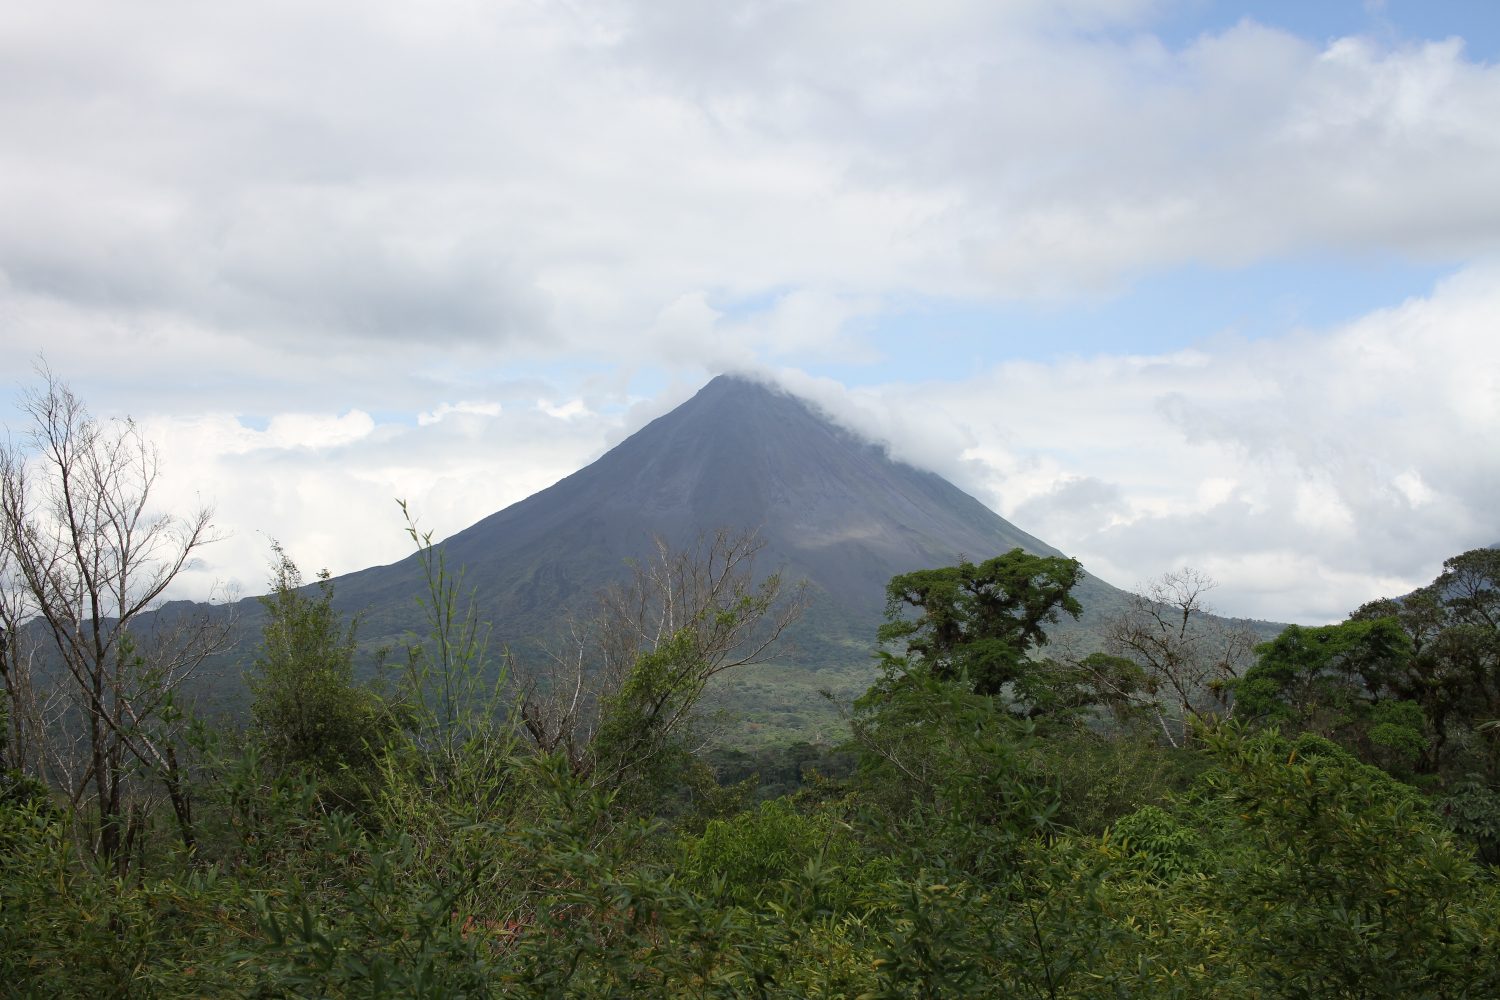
[1,1,1497,623]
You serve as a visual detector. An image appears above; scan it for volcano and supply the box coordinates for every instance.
[326,374,1134,667]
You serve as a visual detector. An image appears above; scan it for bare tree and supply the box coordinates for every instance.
[1,550,55,780]
[0,368,229,868]
[519,529,804,793]
[1106,568,1256,747]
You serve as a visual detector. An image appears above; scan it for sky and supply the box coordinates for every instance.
[2,0,1498,625]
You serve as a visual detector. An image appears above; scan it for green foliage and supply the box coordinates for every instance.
[1067,651,1153,724]
[1200,727,1500,997]
[1240,549,1500,792]
[13,532,1500,997]
[11,690,1500,998]
[395,499,508,774]
[1236,616,1439,784]
[1347,548,1500,781]
[878,548,1082,699]
[248,543,389,788]
[851,660,1061,878]
[681,797,889,912]
[1437,546,1500,629]
[704,741,857,802]
[1365,697,1428,773]
[1237,617,1413,730]
[0,793,259,996]
[1038,726,1500,998]
[1029,726,1201,835]
[588,626,708,810]
[243,811,505,997]
[518,529,802,819]
[1437,773,1500,865]
[1108,804,1203,881]
[0,766,49,812]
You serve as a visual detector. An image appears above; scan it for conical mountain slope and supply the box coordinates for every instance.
[330,374,1132,660]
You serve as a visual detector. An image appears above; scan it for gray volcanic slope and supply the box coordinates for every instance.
[325,374,1134,663]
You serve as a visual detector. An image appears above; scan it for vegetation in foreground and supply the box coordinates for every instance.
[3,373,1499,997]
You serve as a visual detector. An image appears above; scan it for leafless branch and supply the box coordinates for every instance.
[519,528,805,792]
[1105,568,1255,745]
[0,367,231,869]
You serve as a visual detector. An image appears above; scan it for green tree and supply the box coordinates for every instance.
[1238,619,1411,722]
[1351,548,1500,778]
[1437,546,1500,629]
[877,548,1082,700]
[1236,618,1421,773]
[851,660,1060,879]
[248,543,387,782]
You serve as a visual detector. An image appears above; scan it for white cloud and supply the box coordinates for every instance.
[263,411,376,448]
[1392,470,1435,508]
[140,395,622,602]
[2,2,1498,626]
[778,262,1500,623]
[417,401,503,427]
[5,1,1500,385]
[536,398,591,420]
